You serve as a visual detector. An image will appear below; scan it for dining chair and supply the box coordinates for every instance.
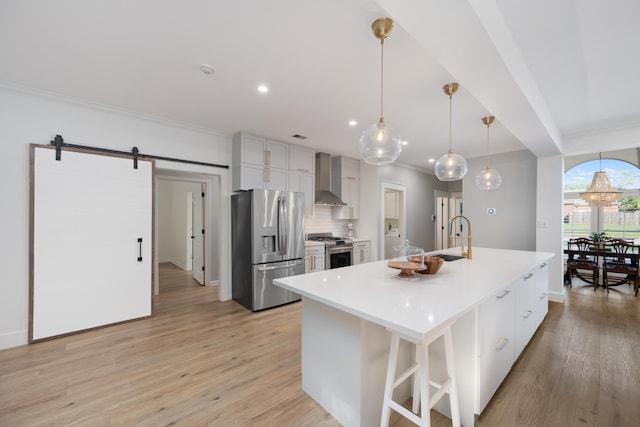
[566,237,600,290]
[602,238,639,296]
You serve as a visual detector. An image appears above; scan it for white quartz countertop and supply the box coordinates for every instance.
[274,247,554,342]
[304,240,326,247]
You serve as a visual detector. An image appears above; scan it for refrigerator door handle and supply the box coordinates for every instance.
[277,195,288,255]
[257,262,299,272]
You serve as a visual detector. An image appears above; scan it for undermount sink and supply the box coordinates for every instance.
[432,254,467,262]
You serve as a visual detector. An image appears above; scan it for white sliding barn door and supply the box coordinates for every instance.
[30,145,153,342]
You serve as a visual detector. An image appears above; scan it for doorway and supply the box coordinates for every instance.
[434,191,463,250]
[155,171,221,301]
[380,183,406,259]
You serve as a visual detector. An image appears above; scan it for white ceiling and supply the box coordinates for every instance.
[1,0,639,171]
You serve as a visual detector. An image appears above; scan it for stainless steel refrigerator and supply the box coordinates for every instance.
[231,189,305,311]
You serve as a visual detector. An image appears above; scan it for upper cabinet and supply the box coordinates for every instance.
[232,133,315,214]
[289,145,315,174]
[232,132,289,191]
[289,171,315,218]
[331,156,360,219]
[384,191,400,219]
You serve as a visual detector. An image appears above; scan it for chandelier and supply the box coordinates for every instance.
[579,153,622,207]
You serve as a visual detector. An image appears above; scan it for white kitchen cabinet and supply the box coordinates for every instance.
[476,262,549,414]
[331,156,360,219]
[384,191,399,218]
[305,244,325,273]
[352,241,370,265]
[515,261,549,357]
[477,283,516,413]
[290,145,315,174]
[289,171,315,217]
[239,162,289,191]
[232,132,289,191]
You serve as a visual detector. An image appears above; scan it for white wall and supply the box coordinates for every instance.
[158,180,202,269]
[376,163,449,253]
[0,86,231,350]
[463,150,537,251]
[537,154,565,302]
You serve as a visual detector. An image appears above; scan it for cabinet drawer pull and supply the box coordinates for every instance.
[522,310,533,319]
[539,262,548,269]
[496,338,509,351]
[523,273,534,280]
[496,290,510,299]
[297,168,309,172]
[539,293,547,301]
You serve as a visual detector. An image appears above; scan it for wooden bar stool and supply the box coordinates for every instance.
[380,322,460,427]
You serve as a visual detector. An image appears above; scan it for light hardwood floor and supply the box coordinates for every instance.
[1,266,639,426]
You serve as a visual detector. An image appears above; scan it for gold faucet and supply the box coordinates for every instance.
[448,215,472,259]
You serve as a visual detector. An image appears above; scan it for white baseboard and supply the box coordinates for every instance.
[0,330,28,350]
[548,289,565,303]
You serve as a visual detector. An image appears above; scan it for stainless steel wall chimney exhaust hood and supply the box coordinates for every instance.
[315,152,346,206]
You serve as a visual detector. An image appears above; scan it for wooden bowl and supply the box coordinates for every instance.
[407,255,444,274]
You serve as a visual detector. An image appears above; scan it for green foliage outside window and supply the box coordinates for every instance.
[618,196,640,211]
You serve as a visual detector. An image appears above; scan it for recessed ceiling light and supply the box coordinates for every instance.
[401,140,408,146]
[199,64,214,75]
[428,158,435,163]
[349,120,357,126]
[257,84,268,93]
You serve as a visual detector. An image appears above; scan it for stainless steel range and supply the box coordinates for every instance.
[307,232,353,269]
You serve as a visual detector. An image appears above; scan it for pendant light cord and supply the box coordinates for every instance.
[448,93,453,153]
[599,152,602,171]
[380,39,385,121]
[485,123,491,168]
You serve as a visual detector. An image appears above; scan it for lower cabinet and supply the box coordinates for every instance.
[477,262,549,413]
[352,241,370,265]
[477,285,515,412]
[305,245,325,273]
[515,262,549,357]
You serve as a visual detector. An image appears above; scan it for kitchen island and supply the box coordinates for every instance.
[274,247,554,427]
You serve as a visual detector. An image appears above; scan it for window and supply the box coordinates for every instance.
[564,158,640,241]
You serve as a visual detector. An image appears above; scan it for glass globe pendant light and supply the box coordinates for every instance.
[475,116,502,190]
[359,17,402,165]
[435,83,467,181]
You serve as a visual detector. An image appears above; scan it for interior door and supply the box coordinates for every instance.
[435,191,463,250]
[435,191,450,250]
[30,145,153,342]
[192,185,205,285]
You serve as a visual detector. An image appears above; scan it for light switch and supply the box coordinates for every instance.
[537,220,548,228]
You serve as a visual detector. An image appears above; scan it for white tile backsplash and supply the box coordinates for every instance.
[305,206,358,238]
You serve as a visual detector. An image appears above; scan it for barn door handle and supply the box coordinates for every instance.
[137,238,143,262]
